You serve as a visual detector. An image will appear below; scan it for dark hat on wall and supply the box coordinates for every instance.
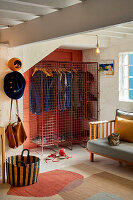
[4,71,26,99]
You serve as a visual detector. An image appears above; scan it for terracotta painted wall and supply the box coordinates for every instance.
[44,49,82,62]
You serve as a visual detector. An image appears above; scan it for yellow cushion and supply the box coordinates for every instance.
[114,116,133,142]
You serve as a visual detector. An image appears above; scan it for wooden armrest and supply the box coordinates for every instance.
[89,120,115,140]
[90,120,115,125]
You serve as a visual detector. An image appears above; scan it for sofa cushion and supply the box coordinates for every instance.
[116,109,133,120]
[114,116,133,142]
[87,138,133,163]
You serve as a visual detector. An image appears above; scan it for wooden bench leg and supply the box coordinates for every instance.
[119,161,122,165]
[90,152,94,162]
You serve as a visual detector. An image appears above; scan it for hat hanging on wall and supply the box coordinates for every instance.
[8,58,22,71]
[4,71,26,99]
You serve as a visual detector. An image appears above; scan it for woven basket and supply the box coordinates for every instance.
[6,149,40,186]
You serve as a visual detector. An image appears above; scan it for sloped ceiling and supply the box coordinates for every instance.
[0,0,133,47]
[0,0,82,29]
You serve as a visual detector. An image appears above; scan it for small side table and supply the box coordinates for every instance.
[0,127,5,183]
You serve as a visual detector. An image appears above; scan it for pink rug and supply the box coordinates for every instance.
[7,169,84,197]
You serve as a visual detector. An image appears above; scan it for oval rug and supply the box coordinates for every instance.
[7,169,84,197]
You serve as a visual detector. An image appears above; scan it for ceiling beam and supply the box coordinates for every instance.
[0,1,57,16]
[79,0,87,2]
[118,23,133,29]
[0,18,23,26]
[0,10,38,21]
[0,0,133,47]
[0,25,9,30]
[5,0,81,9]
[85,31,125,38]
[105,27,133,35]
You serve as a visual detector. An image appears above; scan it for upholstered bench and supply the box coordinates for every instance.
[87,138,133,164]
[87,109,133,165]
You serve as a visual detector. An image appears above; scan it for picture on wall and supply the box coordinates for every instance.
[99,60,114,75]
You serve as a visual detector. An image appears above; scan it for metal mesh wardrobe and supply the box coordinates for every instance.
[23,60,99,153]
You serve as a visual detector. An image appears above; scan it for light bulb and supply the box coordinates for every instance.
[96,44,100,54]
[96,35,100,54]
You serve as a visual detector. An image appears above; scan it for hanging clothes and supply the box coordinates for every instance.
[30,71,51,114]
[58,73,63,112]
[77,70,85,105]
[30,68,94,115]
[87,92,97,101]
[30,71,45,115]
[61,72,67,110]
[66,72,71,109]
[43,75,50,112]
[86,71,94,81]
[72,72,80,108]
[49,72,57,111]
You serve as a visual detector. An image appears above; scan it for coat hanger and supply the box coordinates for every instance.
[42,68,52,77]
[73,68,77,73]
[58,65,71,73]
[58,68,62,73]
[65,68,71,73]
[73,66,79,73]
[32,66,38,76]
[53,68,58,73]
[32,66,52,77]
[47,67,53,77]
[61,65,71,73]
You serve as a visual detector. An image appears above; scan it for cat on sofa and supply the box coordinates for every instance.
[108,133,120,146]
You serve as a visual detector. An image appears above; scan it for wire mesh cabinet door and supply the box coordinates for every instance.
[72,62,99,144]
[29,67,58,153]
[84,62,99,141]
[24,61,99,153]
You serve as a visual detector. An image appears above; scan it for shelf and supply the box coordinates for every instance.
[85,118,98,121]
[86,81,97,83]
[87,100,98,102]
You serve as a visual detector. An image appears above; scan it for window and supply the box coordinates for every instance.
[119,52,133,101]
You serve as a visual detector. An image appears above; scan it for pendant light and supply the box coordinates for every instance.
[96,35,100,54]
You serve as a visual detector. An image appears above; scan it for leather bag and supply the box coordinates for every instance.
[6,99,27,148]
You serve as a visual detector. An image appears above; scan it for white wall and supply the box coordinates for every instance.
[83,37,133,121]
[0,45,24,180]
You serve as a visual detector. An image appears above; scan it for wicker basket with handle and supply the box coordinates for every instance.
[6,149,40,186]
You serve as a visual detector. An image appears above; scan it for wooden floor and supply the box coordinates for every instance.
[0,145,133,200]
